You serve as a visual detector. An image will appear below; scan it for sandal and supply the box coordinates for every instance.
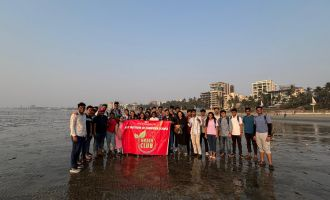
[259,161,266,167]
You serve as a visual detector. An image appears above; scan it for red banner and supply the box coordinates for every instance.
[122,120,171,155]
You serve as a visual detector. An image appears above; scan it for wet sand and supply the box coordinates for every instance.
[0,108,329,199]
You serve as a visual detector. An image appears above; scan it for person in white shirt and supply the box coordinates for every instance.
[70,102,87,174]
[188,109,202,158]
[229,108,243,158]
[149,112,160,121]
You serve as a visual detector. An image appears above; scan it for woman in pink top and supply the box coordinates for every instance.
[115,117,124,155]
[205,112,219,160]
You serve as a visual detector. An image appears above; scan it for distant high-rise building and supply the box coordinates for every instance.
[209,82,234,109]
[252,80,277,98]
[200,92,211,109]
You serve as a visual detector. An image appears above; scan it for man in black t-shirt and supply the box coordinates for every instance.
[82,105,95,160]
[93,107,108,156]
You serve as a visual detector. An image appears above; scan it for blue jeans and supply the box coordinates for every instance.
[220,136,232,154]
[71,136,84,169]
[207,135,217,152]
[95,132,106,151]
[106,132,116,151]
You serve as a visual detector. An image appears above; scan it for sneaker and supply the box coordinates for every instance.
[205,152,210,157]
[70,168,81,174]
[77,165,84,169]
[269,165,275,171]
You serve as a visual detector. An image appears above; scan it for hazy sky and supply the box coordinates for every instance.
[1,0,329,107]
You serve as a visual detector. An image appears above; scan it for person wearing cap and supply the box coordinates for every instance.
[254,106,274,170]
[69,102,87,174]
[93,107,108,157]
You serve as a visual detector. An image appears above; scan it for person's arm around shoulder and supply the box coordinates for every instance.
[239,117,243,137]
[70,113,78,142]
[228,118,233,138]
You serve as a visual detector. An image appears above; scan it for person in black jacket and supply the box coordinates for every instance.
[174,111,188,156]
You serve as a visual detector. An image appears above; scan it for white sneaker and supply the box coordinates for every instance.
[70,168,81,174]
[77,165,84,169]
[206,152,209,156]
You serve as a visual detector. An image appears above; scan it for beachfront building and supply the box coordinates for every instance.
[252,80,277,99]
[268,85,305,106]
[200,92,211,109]
[223,93,248,109]
[209,82,234,109]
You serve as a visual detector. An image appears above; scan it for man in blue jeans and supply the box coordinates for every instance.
[69,102,87,174]
[218,110,232,158]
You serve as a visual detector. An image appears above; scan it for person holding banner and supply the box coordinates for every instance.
[188,109,202,158]
[205,112,219,160]
[163,108,176,154]
[174,111,188,156]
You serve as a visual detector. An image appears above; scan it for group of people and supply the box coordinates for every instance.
[69,101,274,174]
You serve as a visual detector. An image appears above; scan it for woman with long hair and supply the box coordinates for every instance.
[174,111,188,156]
[205,112,218,160]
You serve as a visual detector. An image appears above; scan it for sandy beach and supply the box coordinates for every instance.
[0,108,329,199]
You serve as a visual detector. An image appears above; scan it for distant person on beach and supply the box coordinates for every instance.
[218,110,232,158]
[205,112,218,160]
[93,107,108,157]
[254,106,274,171]
[230,108,243,159]
[69,102,87,174]
[188,109,202,158]
[243,107,258,161]
[106,112,117,154]
[149,112,160,121]
[174,111,188,156]
[199,109,209,157]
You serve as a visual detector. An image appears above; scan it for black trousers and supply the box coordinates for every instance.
[245,133,258,155]
[186,134,194,154]
[232,135,242,155]
[200,132,209,153]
